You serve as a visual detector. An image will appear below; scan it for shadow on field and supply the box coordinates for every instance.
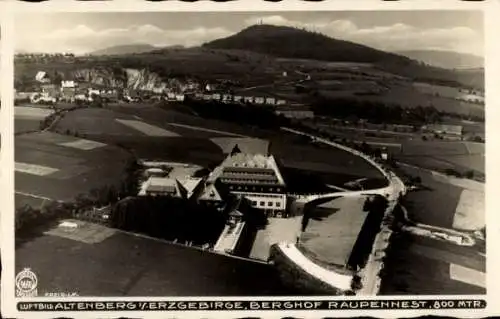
[309,207,340,222]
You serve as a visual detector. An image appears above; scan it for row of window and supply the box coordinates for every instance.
[251,200,282,208]
[222,180,279,186]
[224,169,274,175]
[227,184,282,192]
[237,193,283,199]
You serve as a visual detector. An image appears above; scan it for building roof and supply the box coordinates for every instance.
[143,176,204,200]
[35,71,47,82]
[61,80,76,88]
[145,177,178,195]
[208,152,286,186]
[198,183,223,201]
[178,177,203,198]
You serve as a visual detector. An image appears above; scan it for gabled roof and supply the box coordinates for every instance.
[178,177,203,198]
[144,177,201,199]
[145,177,178,195]
[198,183,223,201]
[208,152,286,186]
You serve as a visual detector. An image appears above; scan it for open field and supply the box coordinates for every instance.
[300,196,368,268]
[56,106,263,140]
[15,119,41,134]
[319,83,483,118]
[270,141,385,181]
[53,105,385,180]
[15,106,55,134]
[15,106,54,119]
[398,166,466,228]
[397,164,484,230]
[380,232,486,295]
[311,123,484,174]
[15,132,131,207]
[397,140,485,174]
[413,82,484,102]
[16,221,297,296]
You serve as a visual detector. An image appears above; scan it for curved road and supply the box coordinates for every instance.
[278,127,407,295]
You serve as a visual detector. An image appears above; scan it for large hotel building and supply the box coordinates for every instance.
[206,145,288,217]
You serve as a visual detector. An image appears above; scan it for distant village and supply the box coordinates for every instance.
[14,66,475,141]
[14,69,316,120]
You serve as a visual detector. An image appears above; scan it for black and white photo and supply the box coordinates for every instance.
[1,4,495,318]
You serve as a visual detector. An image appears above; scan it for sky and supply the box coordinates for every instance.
[15,11,484,56]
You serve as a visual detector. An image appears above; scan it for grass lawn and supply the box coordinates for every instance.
[15,132,132,207]
[380,232,485,295]
[16,225,296,296]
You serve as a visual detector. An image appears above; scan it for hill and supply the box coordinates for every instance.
[203,24,484,90]
[204,24,409,64]
[396,50,484,70]
[90,44,158,56]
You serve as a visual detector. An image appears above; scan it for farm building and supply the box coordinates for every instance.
[152,87,164,94]
[35,71,50,83]
[101,89,120,101]
[60,81,77,100]
[88,88,100,96]
[166,92,176,101]
[40,83,59,97]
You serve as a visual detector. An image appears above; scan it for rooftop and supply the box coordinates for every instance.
[145,177,178,195]
[208,152,286,186]
[142,176,204,199]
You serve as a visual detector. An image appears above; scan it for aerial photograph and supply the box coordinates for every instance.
[13,11,485,297]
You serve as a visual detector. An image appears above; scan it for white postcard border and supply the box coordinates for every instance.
[1,0,499,318]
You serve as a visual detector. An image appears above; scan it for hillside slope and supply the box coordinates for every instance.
[204,25,484,89]
[396,50,484,70]
[204,24,408,64]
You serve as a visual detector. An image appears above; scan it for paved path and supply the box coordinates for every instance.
[276,242,352,291]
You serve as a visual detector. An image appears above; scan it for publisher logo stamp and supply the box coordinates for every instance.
[16,268,38,297]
